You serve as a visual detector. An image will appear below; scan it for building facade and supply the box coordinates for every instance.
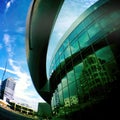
[37,102,52,119]
[9,102,34,115]
[26,0,120,119]
[0,78,16,102]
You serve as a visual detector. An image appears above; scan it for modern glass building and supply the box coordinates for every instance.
[0,78,16,102]
[26,0,120,119]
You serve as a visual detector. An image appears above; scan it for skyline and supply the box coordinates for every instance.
[0,0,98,111]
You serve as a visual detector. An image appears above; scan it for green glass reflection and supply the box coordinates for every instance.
[58,45,64,56]
[63,87,69,99]
[78,32,89,49]
[64,45,71,59]
[58,83,62,91]
[70,40,80,55]
[59,91,64,106]
[56,58,60,68]
[74,63,83,80]
[63,38,69,49]
[55,52,59,61]
[67,70,75,83]
[60,53,65,68]
[95,46,114,62]
[62,76,68,88]
[95,45,117,84]
[99,15,112,33]
[69,82,77,97]
[88,23,100,38]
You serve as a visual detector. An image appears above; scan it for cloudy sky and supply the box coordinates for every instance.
[0,0,45,111]
[0,0,98,111]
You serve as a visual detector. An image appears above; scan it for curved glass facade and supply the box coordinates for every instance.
[48,0,120,118]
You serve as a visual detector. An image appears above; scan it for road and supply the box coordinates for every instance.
[0,107,35,120]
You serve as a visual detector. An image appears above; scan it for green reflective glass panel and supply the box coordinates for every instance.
[88,23,100,38]
[62,76,68,88]
[64,45,71,59]
[52,93,56,107]
[56,58,60,68]
[70,40,80,55]
[60,53,65,69]
[58,83,62,91]
[77,79,83,95]
[67,70,75,83]
[110,11,120,27]
[59,91,64,106]
[78,32,89,49]
[63,38,69,49]
[59,45,64,56]
[60,53,65,63]
[55,52,59,61]
[95,45,118,84]
[95,46,114,62]
[74,62,83,80]
[69,82,77,97]
[63,87,69,99]
[75,22,85,35]
[99,15,113,33]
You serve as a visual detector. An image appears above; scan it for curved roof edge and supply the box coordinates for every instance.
[26,0,64,103]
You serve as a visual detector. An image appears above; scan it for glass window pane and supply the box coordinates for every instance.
[59,45,64,56]
[70,40,80,55]
[58,83,62,91]
[95,45,118,84]
[99,15,113,33]
[64,46,71,59]
[69,82,77,97]
[74,62,83,80]
[60,53,65,62]
[56,58,60,68]
[63,38,69,49]
[55,52,59,61]
[59,91,64,106]
[78,32,89,49]
[63,87,69,99]
[95,46,114,62]
[67,70,75,83]
[62,76,68,88]
[88,23,100,38]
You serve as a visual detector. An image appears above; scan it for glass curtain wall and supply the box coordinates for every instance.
[50,1,120,117]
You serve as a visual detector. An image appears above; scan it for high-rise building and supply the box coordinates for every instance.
[0,78,16,102]
[26,0,120,119]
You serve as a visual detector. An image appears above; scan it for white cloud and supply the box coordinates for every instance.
[8,59,31,95]
[5,0,14,13]
[16,27,25,33]
[6,1,11,9]
[0,67,16,75]
[3,34,14,57]
[0,58,45,110]
[8,58,45,110]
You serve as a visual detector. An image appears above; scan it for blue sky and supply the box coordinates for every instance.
[0,0,45,111]
[0,0,98,111]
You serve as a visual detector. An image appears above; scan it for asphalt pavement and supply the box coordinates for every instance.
[0,107,34,120]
